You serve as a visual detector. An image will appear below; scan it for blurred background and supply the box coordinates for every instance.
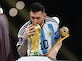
[0,0,82,61]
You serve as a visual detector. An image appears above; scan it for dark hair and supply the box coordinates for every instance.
[29,2,45,13]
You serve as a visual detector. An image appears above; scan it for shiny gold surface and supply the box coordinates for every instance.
[29,24,41,53]
[59,26,69,37]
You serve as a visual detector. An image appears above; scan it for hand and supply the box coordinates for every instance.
[44,52,56,61]
[23,24,35,40]
[45,43,62,61]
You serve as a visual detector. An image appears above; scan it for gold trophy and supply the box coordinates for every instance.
[29,24,41,56]
[59,26,69,37]
[54,26,70,46]
[48,26,70,54]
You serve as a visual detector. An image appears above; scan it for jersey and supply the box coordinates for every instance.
[17,16,60,56]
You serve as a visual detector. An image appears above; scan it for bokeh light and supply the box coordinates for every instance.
[16,1,25,10]
[9,8,18,17]
[0,8,3,14]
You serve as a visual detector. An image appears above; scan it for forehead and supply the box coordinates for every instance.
[29,11,43,17]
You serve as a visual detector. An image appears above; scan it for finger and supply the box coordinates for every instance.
[29,26,35,30]
[28,24,33,27]
[29,32,35,35]
[29,28,35,33]
[25,25,35,31]
[26,24,33,29]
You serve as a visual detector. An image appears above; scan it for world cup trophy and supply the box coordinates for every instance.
[29,24,41,56]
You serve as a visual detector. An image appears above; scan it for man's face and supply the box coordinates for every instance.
[29,11,46,25]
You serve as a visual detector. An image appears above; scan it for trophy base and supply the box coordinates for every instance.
[17,56,52,61]
[29,52,40,56]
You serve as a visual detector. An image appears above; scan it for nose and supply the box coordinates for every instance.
[34,19,38,24]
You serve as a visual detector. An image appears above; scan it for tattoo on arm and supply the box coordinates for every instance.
[18,39,27,57]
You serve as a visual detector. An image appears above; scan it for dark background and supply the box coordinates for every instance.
[0,0,82,61]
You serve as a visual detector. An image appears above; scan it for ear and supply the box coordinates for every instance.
[43,13,47,18]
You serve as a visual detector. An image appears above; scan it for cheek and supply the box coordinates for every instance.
[31,20,35,24]
[38,20,43,24]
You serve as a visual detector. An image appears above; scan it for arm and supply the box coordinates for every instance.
[17,24,35,57]
[17,39,27,57]
[46,34,70,60]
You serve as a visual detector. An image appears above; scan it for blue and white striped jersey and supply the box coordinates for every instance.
[17,16,60,55]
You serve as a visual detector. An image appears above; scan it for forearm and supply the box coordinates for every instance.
[51,41,62,56]
[52,39,62,52]
[47,42,62,59]
[17,40,27,57]
[46,34,70,60]
[50,34,69,54]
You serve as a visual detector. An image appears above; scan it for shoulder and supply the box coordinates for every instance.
[45,16,60,26]
[45,16,59,24]
[44,16,60,31]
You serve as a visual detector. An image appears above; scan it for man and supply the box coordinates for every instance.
[17,2,69,61]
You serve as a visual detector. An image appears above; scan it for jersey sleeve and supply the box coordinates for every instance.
[52,18,60,39]
[16,21,31,47]
[54,28,60,39]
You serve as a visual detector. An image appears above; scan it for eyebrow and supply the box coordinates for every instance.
[31,16,40,19]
